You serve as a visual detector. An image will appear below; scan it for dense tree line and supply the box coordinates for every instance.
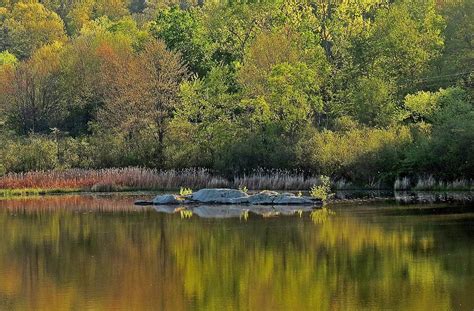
[0,0,472,186]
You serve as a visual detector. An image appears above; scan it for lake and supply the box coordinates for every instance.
[0,194,473,310]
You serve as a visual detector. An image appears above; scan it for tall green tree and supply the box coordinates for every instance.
[151,6,212,76]
[1,42,65,134]
[0,2,67,59]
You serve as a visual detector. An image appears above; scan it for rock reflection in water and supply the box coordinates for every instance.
[153,204,317,219]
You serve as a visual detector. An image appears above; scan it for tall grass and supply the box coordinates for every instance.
[233,169,321,190]
[0,168,331,192]
[0,168,228,192]
[394,177,411,191]
[3,168,471,194]
[394,176,473,191]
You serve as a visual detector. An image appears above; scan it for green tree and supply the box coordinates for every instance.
[58,25,139,136]
[151,6,212,76]
[94,0,130,20]
[203,1,279,66]
[403,87,474,178]
[357,0,444,94]
[65,0,95,35]
[165,66,242,170]
[429,0,473,91]
[1,2,67,59]
[349,76,399,127]
[94,39,187,167]
[1,42,65,135]
[265,62,324,133]
[0,50,17,65]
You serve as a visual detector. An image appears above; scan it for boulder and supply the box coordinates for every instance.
[248,190,279,205]
[191,188,249,203]
[141,188,322,207]
[228,196,251,204]
[152,194,184,205]
[272,194,315,205]
[247,191,317,205]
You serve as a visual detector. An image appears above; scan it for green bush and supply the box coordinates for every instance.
[180,187,193,196]
[298,123,412,186]
[310,176,332,202]
[1,136,58,172]
[402,87,474,179]
[59,137,93,169]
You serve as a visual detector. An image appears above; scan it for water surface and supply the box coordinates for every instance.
[0,195,473,310]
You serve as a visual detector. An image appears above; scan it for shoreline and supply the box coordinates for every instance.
[1,188,472,205]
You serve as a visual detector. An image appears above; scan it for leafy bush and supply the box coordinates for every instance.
[179,187,193,196]
[310,176,332,202]
[1,136,58,172]
[402,87,473,179]
[239,186,248,194]
[298,124,412,186]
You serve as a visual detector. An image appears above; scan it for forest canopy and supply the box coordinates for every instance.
[0,0,473,186]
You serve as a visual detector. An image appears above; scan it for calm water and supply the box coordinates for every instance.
[0,195,473,311]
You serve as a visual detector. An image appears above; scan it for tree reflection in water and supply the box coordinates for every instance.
[0,195,473,310]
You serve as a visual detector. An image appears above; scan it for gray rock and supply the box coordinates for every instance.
[153,194,184,205]
[259,190,280,196]
[227,196,251,204]
[272,194,314,205]
[246,191,317,205]
[191,188,249,203]
[248,190,279,205]
[145,189,321,208]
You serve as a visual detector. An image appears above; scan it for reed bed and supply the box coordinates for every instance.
[233,169,321,191]
[0,168,228,191]
[3,168,471,194]
[0,168,328,192]
[394,176,473,191]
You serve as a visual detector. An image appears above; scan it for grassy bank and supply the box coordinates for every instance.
[0,188,82,198]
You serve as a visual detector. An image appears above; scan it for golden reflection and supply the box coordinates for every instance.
[180,209,193,219]
[310,207,335,224]
[240,210,249,221]
[0,196,472,310]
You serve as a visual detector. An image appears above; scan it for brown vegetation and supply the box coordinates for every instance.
[0,168,329,191]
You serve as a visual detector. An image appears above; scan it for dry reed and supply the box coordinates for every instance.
[0,168,228,191]
[233,169,321,190]
[394,176,473,191]
[0,168,329,191]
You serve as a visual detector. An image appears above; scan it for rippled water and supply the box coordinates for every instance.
[0,194,473,310]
